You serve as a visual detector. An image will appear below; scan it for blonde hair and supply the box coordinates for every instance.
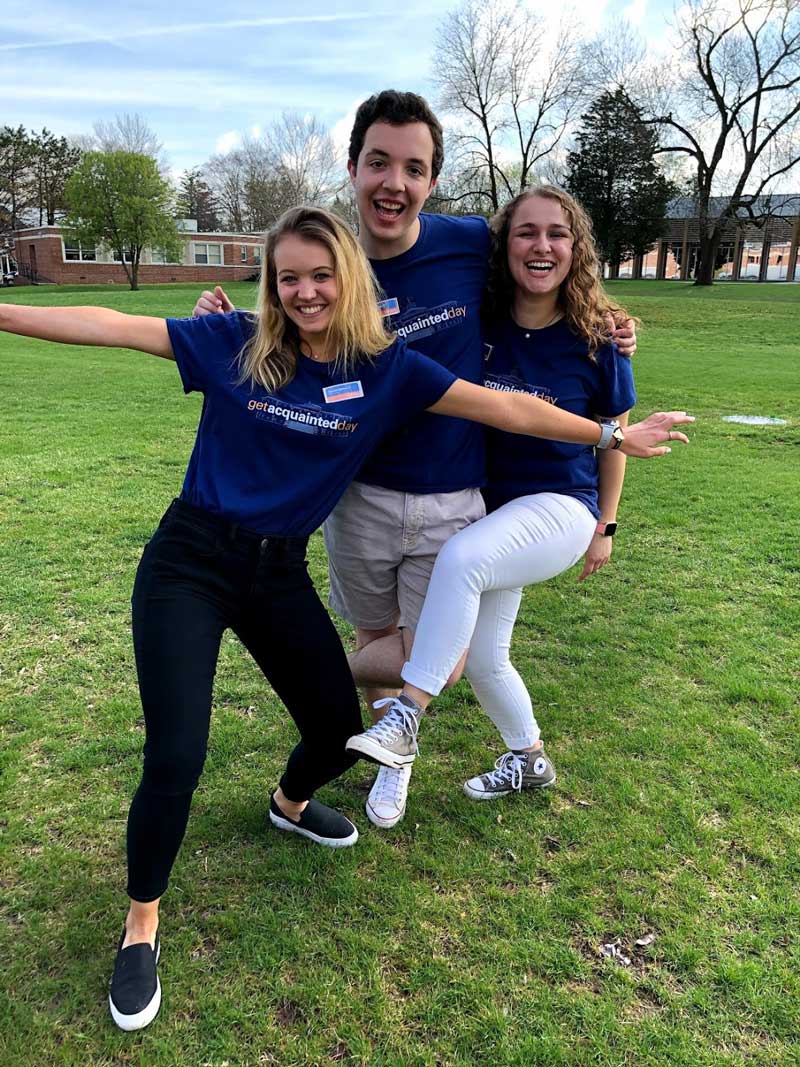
[484,186,636,359]
[239,206,393,391]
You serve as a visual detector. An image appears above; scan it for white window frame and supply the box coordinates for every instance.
[63,240,96,262]
[194,242,223,266]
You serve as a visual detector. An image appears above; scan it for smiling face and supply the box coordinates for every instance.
[274,234,338,357]
[348,121,437,259]
[507,194,575,307]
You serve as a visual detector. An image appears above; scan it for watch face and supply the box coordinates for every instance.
[604,522,618,536]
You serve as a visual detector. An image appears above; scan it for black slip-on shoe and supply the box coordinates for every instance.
[108,928,161,1031]
[269,794,358,848]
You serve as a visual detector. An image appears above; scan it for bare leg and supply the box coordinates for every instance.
[273,785,309,821]
[349,624,405,721]
[123,898,160,949]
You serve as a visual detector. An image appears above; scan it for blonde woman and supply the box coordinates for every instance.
[1,204,689,1031]
[347,187,686,798]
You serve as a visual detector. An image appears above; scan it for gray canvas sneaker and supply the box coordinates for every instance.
[346,694,422,768]
[463,746,556,800]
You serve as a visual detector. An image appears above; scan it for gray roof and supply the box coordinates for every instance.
[668,194,800,219]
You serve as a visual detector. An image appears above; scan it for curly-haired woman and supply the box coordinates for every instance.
[347,187,689,797]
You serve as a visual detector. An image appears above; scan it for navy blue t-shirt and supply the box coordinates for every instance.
[357,212,490,493]
[165,312,456,536]
[482,318,637,518]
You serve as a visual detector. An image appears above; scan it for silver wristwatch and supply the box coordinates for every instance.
[596,420,625,450]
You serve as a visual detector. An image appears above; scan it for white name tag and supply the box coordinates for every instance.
[323,381,364,403]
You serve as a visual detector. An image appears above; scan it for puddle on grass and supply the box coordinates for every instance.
[722,415,788,425]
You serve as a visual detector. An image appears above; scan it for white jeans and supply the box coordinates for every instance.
[401,493,596,749]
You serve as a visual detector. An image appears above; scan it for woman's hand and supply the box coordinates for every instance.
[620,411,694,457]
[192,286,234,317]
[613,319,636,357]
[578,533,613,582]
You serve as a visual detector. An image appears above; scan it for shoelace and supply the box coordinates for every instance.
[482,751,526,792]
[368,697,420,746]
[372,765,409,804]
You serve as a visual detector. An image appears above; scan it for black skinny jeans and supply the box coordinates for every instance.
[127,499,362,903]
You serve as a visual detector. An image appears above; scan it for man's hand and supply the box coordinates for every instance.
[620,411,694,458]
[613,317,637,357]
[578,533,613,582]
[192,285,234,318]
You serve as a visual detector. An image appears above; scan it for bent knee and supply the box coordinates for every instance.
[435,534,486,580]
[356,623,400,651]
[442,660,467,690]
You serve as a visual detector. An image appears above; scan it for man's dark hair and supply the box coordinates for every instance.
[348,90,445,179]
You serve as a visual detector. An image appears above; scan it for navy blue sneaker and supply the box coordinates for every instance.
[108,928,161,1031]
[269,794,358,848]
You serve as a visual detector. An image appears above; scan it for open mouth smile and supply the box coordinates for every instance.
[373,199,405,221]
[296,304,326,316]
[525,260,556,274]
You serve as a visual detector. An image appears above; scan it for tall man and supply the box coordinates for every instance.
[194,90,636,830]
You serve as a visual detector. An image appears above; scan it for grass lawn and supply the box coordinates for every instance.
[0,280,798,1066]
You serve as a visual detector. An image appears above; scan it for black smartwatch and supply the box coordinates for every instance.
[595,521,617,537]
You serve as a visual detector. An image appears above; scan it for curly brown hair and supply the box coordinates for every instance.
[483,185,634,358]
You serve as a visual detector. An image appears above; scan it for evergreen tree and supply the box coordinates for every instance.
[565,88,674,274]
[0,126,36,232]
[175,168,220,231]
[32,129,82,225]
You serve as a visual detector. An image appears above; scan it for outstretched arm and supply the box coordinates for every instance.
[428,379,692,458]
[0,303,173,359]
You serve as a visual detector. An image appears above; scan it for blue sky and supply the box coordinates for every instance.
[2,0,676,177]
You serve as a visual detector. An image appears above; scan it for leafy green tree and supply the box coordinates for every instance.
[565,88,674,275]
[64,151,182,290]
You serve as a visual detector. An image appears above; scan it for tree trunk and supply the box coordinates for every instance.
[693,227,721,287]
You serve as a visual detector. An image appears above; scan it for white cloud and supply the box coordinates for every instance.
[331,103,361,157]
[0,11,391,53]
[623,0,647,26]
[215,131,241,154]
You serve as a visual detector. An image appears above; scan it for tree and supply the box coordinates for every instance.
[175,168,220,231]
[432,0,587,212]
[267,112,344,206]
[565,89,675,275]
[647,0,800,285]
[0,125,36,232]
[91,113,168,174]
[64,152,182,290]
[204,113,343,231]
[32,129,82,226]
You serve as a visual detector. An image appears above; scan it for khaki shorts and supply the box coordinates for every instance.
[323,481,486,631]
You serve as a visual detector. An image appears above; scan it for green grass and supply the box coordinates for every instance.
[1,280,798,1066]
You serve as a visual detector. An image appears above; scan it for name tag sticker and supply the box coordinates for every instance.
[377,297,400,317]
[323,381,364,404]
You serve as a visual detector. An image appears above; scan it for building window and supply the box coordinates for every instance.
[113,248,134,263]
[63,241,96,261]
[240,244,247,263]
[194,242,222,265]
[253,247,262,266]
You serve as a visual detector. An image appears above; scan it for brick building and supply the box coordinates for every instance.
[11,221,265,286]
[615,194,800,282]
